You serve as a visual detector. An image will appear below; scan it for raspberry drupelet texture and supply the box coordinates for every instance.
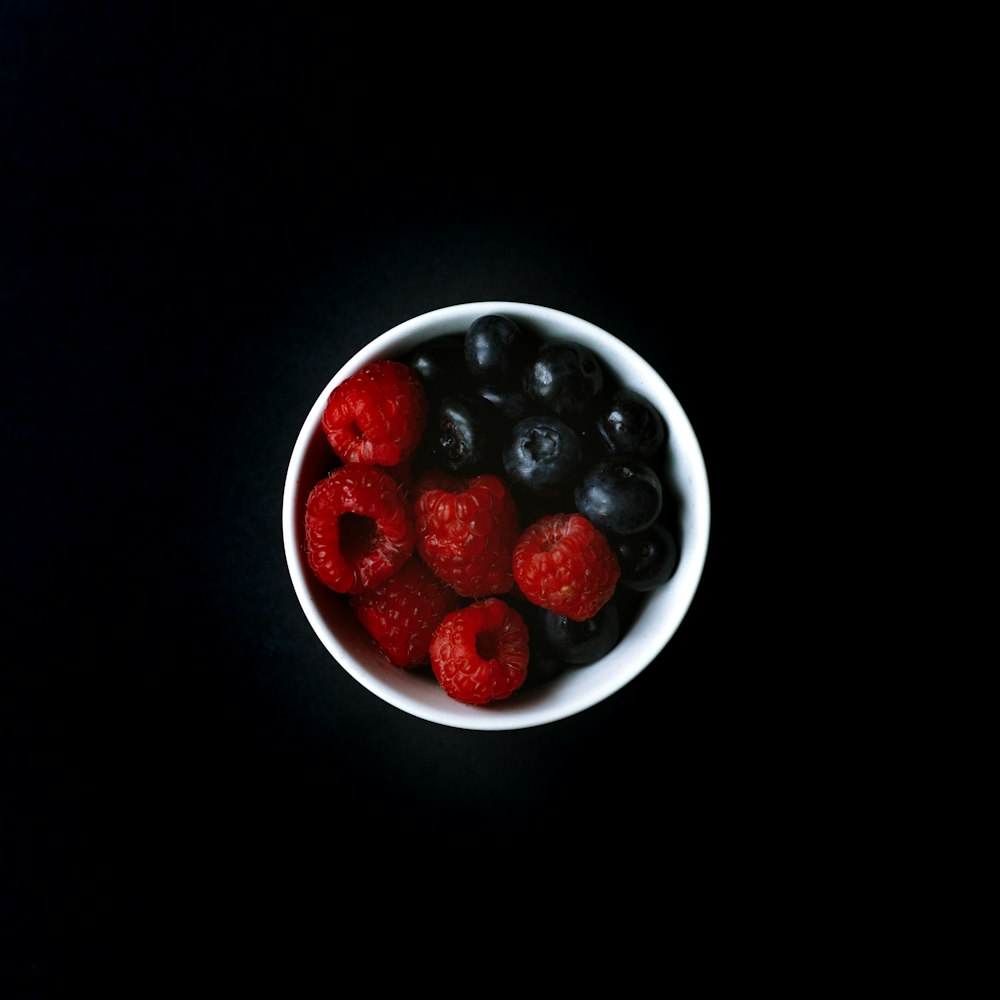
[350,556,459,668]
[304,465,415,594]
[322,360,428,467]
[512,512,620,622]
[412,470,520,598]
[429,598,529,705]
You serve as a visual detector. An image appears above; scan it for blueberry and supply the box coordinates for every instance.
[475,382,530,424]
[523,341,604,418]
[513,600,568,685]
[527,648,568,685]
[596,389,665,458]
[426,395,495,474]
[540,600,620,665]
[465,314,531,384]
[503,416,582,497]
[613,522,678,591]
[574,458,662,536]
[408,336,468,395]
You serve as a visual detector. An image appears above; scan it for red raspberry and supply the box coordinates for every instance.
[429,598,529,705]
[412,470,520,598]
[322,360,428,467]
[304,465,415,594]
[512,513,620,622]
[349,557,459,668]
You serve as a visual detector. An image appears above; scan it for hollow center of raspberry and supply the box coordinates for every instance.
[475,629,500,662]
[339,512,377,562]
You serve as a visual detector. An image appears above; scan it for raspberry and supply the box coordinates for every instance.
[429,598,529,705]
[512,513,620,622]
[380,459,415,499]
[412,470,520,598]
[322,360,428,467]
[304,465,415,594]
[349,557,459,668]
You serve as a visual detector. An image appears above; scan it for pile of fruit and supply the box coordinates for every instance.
[303,314,679,705]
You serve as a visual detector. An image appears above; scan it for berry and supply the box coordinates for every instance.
[322,360,428,467]
[539,598,620,665]
[595,389,665,458]
[512,599,567,685]
[465,314,531,384]
[304,465,415,594]
[425,395,495,475]
[523,341,604,418]
[513,513,620,622]
[408,336,468,395]
[503,416,582,498]
[614,522,679,591]
[475,382,530,424]
[429,598,529,704]
[349,556,459,668]
[574,458,662,536]
[380,459,415,499]
[413,471,520,597]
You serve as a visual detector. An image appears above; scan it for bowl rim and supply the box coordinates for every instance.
[282,300,711,730]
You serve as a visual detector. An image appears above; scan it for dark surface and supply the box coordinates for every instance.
[2,3,755,983]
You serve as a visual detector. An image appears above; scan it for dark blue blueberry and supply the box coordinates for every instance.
[526,645,568,685]
[427,395,495,474]
[574,458,662,536]
[408,336,468,395]
[475,382,530,424]
[522,341,604,418]
[465,314,532,384]
[613,522,678,591]
[540,599,620,665]
[596,389,666,458]
[503,416,582,497]
[512,600,568,686]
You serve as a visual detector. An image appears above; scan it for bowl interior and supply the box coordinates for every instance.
[282,301,710,730]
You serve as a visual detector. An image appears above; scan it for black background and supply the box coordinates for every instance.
[2,2,762,984]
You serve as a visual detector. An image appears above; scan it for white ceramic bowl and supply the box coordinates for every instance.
[282,302,710,730]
